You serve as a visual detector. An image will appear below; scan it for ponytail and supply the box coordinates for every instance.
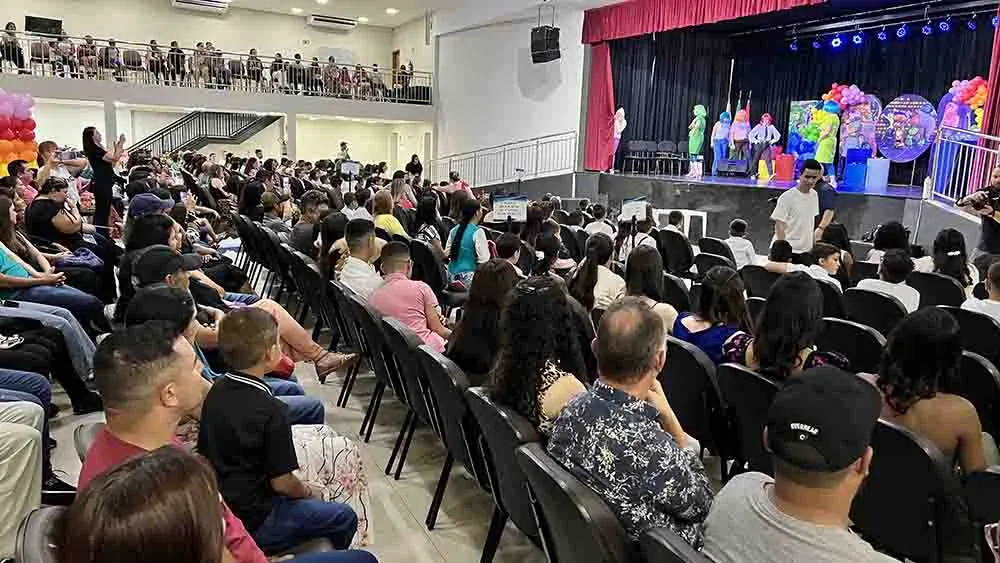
[449,197,481,262]
[531,233,561,276]
[569,233,613,311]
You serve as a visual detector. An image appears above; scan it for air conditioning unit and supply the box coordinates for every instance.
[307,14,357,31]
[171,0,230,14]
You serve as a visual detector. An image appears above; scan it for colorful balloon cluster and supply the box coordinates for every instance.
[821,83,867,110]
[0,91,38,167]
[950,76,988,109]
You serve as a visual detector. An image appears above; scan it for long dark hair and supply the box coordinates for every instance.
[0,195,26,257]
[624,245,664,301]
[414,194,440,234]
[531,233,561,276]
[932,228,972,287]
[125,214,176,251]
[319,211,348,280]
[449,198,481,262]
[82,126,101,157]
[753,272,824,381]
[446,259,520,379]
[873,221,909,252]
[568,233,614,311]
[448,189,470,221]
[489,275,586,424]
[520,204,545,248]
[697,266,751,330]
[878,308,961,414]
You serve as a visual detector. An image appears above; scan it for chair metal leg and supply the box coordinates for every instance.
[480,507,507,563]
[426,453,454,530]
[363,383,385,443]
[359,380,385,443]
[385,410,414,476]
[394,415,419,481]
[337,359,361,406]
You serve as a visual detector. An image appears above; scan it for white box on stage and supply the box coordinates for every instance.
[865,158,890,191]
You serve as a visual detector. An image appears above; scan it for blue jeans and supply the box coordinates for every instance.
[712,139,728,176]
[224,292,260,305]
[262,377,324,425]
[15,285,103,330]
[253,496,373,563]
[0,370,53,472]
[2,301,95,378]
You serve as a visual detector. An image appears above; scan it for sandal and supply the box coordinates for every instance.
[314,350,359,384]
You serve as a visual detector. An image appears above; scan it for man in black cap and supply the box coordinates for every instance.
[131,245,203,289]
[702,366,897,562]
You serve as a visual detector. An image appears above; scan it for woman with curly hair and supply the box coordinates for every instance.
[446,259,520,383]
[489,275,588,434]
[723,272,848,381]
[863,307,992,471]
[673,265,751,364]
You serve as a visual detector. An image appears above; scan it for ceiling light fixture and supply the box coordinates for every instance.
[358,16,369,23]
[291,7,303,14]
[385,8,399,15]
[316,0,328,4]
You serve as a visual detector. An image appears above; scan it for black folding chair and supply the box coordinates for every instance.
[740,265,781,298]
[939,351,1000,439]
[661,337,732,462]
[746,296,766,324]
[639,527,711,563]
[908,271,966,308]
[938,306,1000,365]
[716,363,780,479]
[697,237,736,264]
[662,273,692,311]
[659,229,695,277]
[843,288,907,337]
[694,253,735,277]
[816,318,886,374]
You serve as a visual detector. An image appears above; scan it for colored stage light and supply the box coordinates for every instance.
[789,40,799,51]
[993,14,998,27]
[812,39,822,49]
[939,18,950,32]
[921,22,933,36]
[877,26,888,41]
[830,33,843,48]
[896,24,908,38]
[852,31,864,45]
[968,18,977,31]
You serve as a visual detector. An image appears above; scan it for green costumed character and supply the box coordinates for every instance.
[814,100,841,178]
[686,104,707,178]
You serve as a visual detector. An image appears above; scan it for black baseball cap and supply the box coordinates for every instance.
[132,245,202,287]
[766,366,882,472]
[127,192,175,219]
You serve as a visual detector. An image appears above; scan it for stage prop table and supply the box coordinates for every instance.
[842,149,869,190]
[774,154,796,182]
[865,158,890,191]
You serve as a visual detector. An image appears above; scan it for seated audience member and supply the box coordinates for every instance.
[338,219,384,299]
[615,217,657,263]
[568,233,625,311]
[963,260,1000,321]
[866,221,911,263]
[7,160,37,207]
[318,212,350,280]
[519,204,545,251]
[446,259,520,383]
[856,249,920,313]
[25,177,121,302]
[915,228,979,295]
[65,447,230,563]
[290,190,329,257]
[584,204,615,237]
[372,189,407,237]
[541,220,579,272]
[725,218,757,270]
[490,275,589,434]
[342,190,373,221]
[723,272,849,381]
[623,245,678,329]
[548,298,713,545]
[665,210,686,236]
[673,266,751,363]
[389,176,417,210]
[818,223,855,290]
[413,194,445,254]
[765,241,843,291]
[198,309,375,560]
[369,242,451,352]
[495,232,525,277]
[0,401,43,559]
[702,366,896,563]
[445,198,489,287]
[0,301,94,379]
[260,191,293,242]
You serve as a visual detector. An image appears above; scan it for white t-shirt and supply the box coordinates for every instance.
[617,231,657,263]
[856,279,921,313]
[771,188,819,254]
[593,265,626,310]
[962,298,1000,323]
[725,236,757,270]
[784,263,842,292]
[584,220,615,238]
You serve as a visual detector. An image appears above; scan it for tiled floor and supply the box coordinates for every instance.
[50,358,547,563]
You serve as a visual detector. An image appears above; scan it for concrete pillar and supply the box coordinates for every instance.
[284,112,297,160]
[103,100,118,145]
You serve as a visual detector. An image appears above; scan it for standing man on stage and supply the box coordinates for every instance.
[748,114,781,179]
[772,159,821,264]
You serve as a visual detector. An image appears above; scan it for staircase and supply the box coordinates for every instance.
[131,112,281,155]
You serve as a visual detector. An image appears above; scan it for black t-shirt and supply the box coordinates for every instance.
[405,161,423,177]
[815,180,837,225]
[85,146,116,186]
[24,198,83,246]
[976,187,1000,253]
[289,221,317,257]
[198,373,299,532]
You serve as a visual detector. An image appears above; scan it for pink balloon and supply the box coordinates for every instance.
[12,107,30,120]
[19,94,34,110]
[0,103,12,118]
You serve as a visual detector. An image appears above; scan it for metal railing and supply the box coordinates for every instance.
[930,125,1000,202]
[432,131,577,188]
[0,30,432,105]
[131,111,280,156]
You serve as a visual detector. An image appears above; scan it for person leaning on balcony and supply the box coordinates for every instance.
[1,23,27,74]
[957,165,1000,279]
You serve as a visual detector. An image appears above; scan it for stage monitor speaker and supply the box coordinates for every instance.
[531,25,561,64]
[717,159,748,176]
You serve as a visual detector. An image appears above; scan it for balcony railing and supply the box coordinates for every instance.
[0,31,432,105]
[930,126,1000,202]
[432,131,578,188]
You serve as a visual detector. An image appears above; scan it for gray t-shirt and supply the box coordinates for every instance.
[702,472,899,563]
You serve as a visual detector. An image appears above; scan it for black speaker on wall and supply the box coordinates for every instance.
[531,25,561,64]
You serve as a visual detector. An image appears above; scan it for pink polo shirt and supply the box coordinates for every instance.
[369,272,447,352]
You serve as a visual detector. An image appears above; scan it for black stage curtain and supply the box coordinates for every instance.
[612,25,994,181]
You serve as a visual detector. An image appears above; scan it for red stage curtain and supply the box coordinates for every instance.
[981,4,1000,138]
[582,0,826,44]
[584,43,615,172]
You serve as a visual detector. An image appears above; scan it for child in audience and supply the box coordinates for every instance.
[665,210,686,236]
[494,232,525,277]
[444,198,489,287]
[568,233,624,311]
[583,204,614,238]
[963,261,1000,322]
[615,217,657,263]
[724,218,756,270]
[916,228,979,296]
[673,266,751,363]
[857,249,920,313]
[765,242,843,291]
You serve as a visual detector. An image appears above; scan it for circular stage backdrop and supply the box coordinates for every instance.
[876,94,937,163]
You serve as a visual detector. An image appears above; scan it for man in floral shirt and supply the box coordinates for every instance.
[547,297,714,547]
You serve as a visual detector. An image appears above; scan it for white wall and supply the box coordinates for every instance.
[295,119,428,168]
[204,119,285,160]
[33,102,190,147]
[435,9,586,157]
[391,17,433,73]
[6,0,394,67]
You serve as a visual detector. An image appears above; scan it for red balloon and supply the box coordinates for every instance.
[8,119,22,131]
[22,118,35,131]
[18,129,34,142]
[0,130,13,141]
[0,117,10,131]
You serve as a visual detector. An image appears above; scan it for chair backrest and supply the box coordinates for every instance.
[658,230,695,275]
[73,422,106,462]
[850,420,952,563]
[516,443,633,563]
[465,387,541,539]
[575,228,590,257]
[15,506,64,563]
[851,240,874,259]
[715,363,780,476]
[661,337,730,456]
[973,282,988,299]
[740,265,781,298]
[843,288,907,337]
[659,140,677,153]
[409,239,448,293]
[746,296,766,324]
[697,237,736,264]
[662,273,692,311]
[381,317,435,428]
[938,305,1000,364]
[694,253,735,277]
[639,527,711,563]
[817,280,845,318]
[328,280,361,352]
[816,317,886,374]
[627,140,645,152]
[345,291,401,393]
[908,271,967,308]
[939,351,1000,439]
[562,226,583,261]
[851,260,879,285]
